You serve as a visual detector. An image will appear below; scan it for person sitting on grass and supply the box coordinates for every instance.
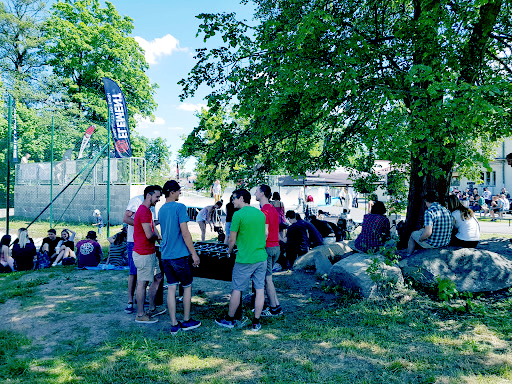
[76,231,103,268]
[52,228,76,266]
[41,229,61,262]
[106,225,128,266]
[354,201,391,253]
[446,195,480,248]
[0,235,15,272]
[11,228,37,271]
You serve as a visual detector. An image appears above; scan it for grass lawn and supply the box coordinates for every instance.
[1,255,512,383]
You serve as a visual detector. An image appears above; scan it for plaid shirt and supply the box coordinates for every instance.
[424,202,453,247]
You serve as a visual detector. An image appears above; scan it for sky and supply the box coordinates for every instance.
[106,1,256,172]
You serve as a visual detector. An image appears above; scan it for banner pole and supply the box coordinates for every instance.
[50,115,54,227]
[107,116,111,238]
[6,94,12,236]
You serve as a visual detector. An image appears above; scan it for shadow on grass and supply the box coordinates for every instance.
[1,269,512,383]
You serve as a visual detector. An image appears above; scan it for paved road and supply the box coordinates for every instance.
[2,199,510,236]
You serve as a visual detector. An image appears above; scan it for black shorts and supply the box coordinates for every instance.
[162,256,193,288]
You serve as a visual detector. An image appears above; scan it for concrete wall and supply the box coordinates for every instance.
[14,184,146,225]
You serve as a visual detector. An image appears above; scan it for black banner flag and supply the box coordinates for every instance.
[102,77,132,158]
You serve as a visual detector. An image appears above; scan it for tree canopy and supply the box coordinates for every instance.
[0,0,165,207]
[180,0,512,230]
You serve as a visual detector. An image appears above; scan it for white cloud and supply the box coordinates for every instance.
[177,102,208,112]
[134,34,187,65]
[135,115,165,131]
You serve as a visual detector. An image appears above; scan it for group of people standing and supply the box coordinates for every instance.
[123,182,284,333]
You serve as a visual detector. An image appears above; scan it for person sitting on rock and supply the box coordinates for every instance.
[446,195,480,248]
[406,191,453,256]
[76,231,103,268]
[354,201,391,253]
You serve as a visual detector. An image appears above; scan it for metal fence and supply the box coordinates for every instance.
[15,157,146,186]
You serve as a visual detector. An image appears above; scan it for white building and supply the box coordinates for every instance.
[451,139,512,195]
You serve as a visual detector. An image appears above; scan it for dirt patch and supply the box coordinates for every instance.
[1,267,331,358]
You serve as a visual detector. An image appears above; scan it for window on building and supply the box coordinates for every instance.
[451,176,460,186]
[480,171,496,186]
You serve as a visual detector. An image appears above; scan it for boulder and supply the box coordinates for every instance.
[399,247,512,293]
[294,242,354,275]
[328,253,404,298]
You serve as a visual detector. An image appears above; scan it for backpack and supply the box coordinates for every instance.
[34,251,51,269]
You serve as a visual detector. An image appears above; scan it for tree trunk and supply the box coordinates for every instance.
[404,145,454,243]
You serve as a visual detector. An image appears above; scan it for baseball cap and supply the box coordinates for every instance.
[163,180,181,193]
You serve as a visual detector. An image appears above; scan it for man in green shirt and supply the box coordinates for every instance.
[215,189,268,332]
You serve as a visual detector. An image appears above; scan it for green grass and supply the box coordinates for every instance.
[1,231,512,383]
[1,269,512,383]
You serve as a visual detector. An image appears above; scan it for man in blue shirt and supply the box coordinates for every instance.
[159,180,201,334]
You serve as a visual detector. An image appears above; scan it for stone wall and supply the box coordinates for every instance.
[14,184,145,225]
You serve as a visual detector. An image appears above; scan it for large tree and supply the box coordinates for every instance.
[45,0,157,128]
[180,0,512,232]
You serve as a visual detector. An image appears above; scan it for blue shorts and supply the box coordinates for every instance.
[127,242,137,275]
[162,256,193,288]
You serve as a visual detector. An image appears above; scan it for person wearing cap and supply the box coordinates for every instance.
[158,180,201,333]
[76,231,103,268]
[92,209,104,235]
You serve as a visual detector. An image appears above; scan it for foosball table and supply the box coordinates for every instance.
[192,242,236,281]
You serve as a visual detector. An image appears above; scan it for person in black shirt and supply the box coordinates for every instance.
[224,194,238,244]
[284,211,323,268]
[309,215,334,242]
[41,229,61,261]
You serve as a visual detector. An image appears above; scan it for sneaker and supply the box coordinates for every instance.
[260,307,272,317]
[170,322,182,335]
[135,314,158,324]
[270,306,283,316]
[147,306,167,318]
[272,263,283,273]
[124,302,135,314]
[215,317,235,328]
[177,296,184,302]
[181,318,201,331]
[251,323,262,332]
[234,316,249,328]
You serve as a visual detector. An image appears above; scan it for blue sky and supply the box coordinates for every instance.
[108,1,256,171]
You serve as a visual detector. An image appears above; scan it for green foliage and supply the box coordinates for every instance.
[181,0,512,224]
[0,0,159,209]
[436,277,458,302]
[46,0,157,126]
[180,108,244,189]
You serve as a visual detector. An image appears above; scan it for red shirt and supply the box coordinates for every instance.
[261,203,280,247]
[133,205,155,255]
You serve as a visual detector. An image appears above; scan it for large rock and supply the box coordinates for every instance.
[399,247,512,293]
[328,253,404,298]
[294,242,354,275]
